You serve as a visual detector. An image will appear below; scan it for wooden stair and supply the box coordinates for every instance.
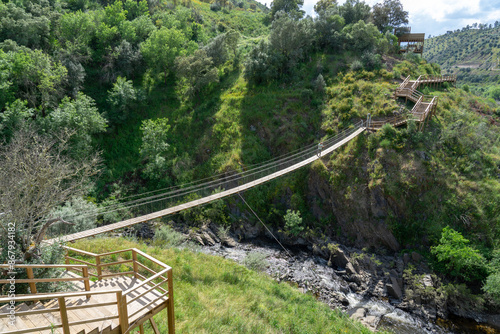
[368,75,457,131]
[0,249,174,334]
[0,276,167,334]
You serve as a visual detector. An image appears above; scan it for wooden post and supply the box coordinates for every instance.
[26,267,37,295]
[116,291,129,334]
[132,250,139,279]
[150,318,160,334]
[96,255,102,280]
[82,267,91,299]
[167,269,175,334]
[139,324,145,334]
[58,297,71,334]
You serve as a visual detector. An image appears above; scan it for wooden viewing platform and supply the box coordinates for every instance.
[0,247,174,334]
[395,27,425,54]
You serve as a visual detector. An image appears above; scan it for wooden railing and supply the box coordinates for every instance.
[411,75,422,90]
[0,287,125,334]
[0,264,91,298]
[0,248,174,334]
[64,246,175,334]
[398,75,411,90]
[368,114,408,129]
[420,74,457,82]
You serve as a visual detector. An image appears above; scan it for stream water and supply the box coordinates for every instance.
[200,239,455,333]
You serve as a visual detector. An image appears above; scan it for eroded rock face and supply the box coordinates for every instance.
[307,166,400,252]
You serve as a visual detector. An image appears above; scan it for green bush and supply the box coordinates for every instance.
[48,197,98,237]
[431,227,488,282]
[483,272,500,303]
[350,59,363,72]
[153,225,186,247]
[284,209,304,236]
[243,251,268,271]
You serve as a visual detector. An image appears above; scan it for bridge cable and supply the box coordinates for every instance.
[237,192,292,258]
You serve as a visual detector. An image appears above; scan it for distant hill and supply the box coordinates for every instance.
[424,24,500,98]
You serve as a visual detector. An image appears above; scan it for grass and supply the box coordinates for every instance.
[72,237,380,334]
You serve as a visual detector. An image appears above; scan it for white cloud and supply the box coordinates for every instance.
[256,0,500,36]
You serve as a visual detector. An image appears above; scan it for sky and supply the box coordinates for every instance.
[255,0,500,37]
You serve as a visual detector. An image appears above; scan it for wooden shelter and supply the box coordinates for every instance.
[394,27,425,55]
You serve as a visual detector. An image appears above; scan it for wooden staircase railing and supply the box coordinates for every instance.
[0,248,174,334]
[0,287,125,334]
[0,264,91,298]
[64,246,175,334]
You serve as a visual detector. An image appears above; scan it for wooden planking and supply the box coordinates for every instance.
[50,127,365,243]
[0,275,167,334]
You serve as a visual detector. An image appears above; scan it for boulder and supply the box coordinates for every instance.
[346,262,357,275]
[222,235,238,247]
[329,248,350,268]
[403,253,410,265]
[411,251,422,263]
[387,276,403,300]
[350,307,367,321]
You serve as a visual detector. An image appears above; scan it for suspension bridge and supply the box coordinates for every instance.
[49,123,366,244]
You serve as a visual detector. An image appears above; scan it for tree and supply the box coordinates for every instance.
[102,40,142,83]
[269,13,315,72]
[0,127,100,261]
[203,33,228,66]
[372,0,408,32]
[0,99,33,142]
[284,209,303,236]
[342,20,380,53]
[314,9,345,50]
[45,92,107,158]
[0,2,51,50]
[140,118,171,180]
[270,0,304,20]
[431,227,488,282]
[245,14,315,84]
[175,49,219,99]
[140,27,187,84]
[314,0,337,15]
[225,29,240,58]
[107,76,139,123]
[339,0,371,25]
[0,48,68,111]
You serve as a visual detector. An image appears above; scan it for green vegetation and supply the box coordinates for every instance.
[73,237,378,333]
[424,22,500,100]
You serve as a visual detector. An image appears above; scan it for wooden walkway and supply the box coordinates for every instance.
[0,248,174,334]
[368,75,456,131]
[48,126,366,244]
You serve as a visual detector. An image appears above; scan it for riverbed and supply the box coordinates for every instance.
[199,239,455,333]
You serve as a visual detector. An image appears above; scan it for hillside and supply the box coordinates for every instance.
[424,24,500,99]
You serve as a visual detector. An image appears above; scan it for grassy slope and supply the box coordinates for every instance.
[72,238,378,334]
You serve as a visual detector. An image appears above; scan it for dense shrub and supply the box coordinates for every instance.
[431,227,488,282]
